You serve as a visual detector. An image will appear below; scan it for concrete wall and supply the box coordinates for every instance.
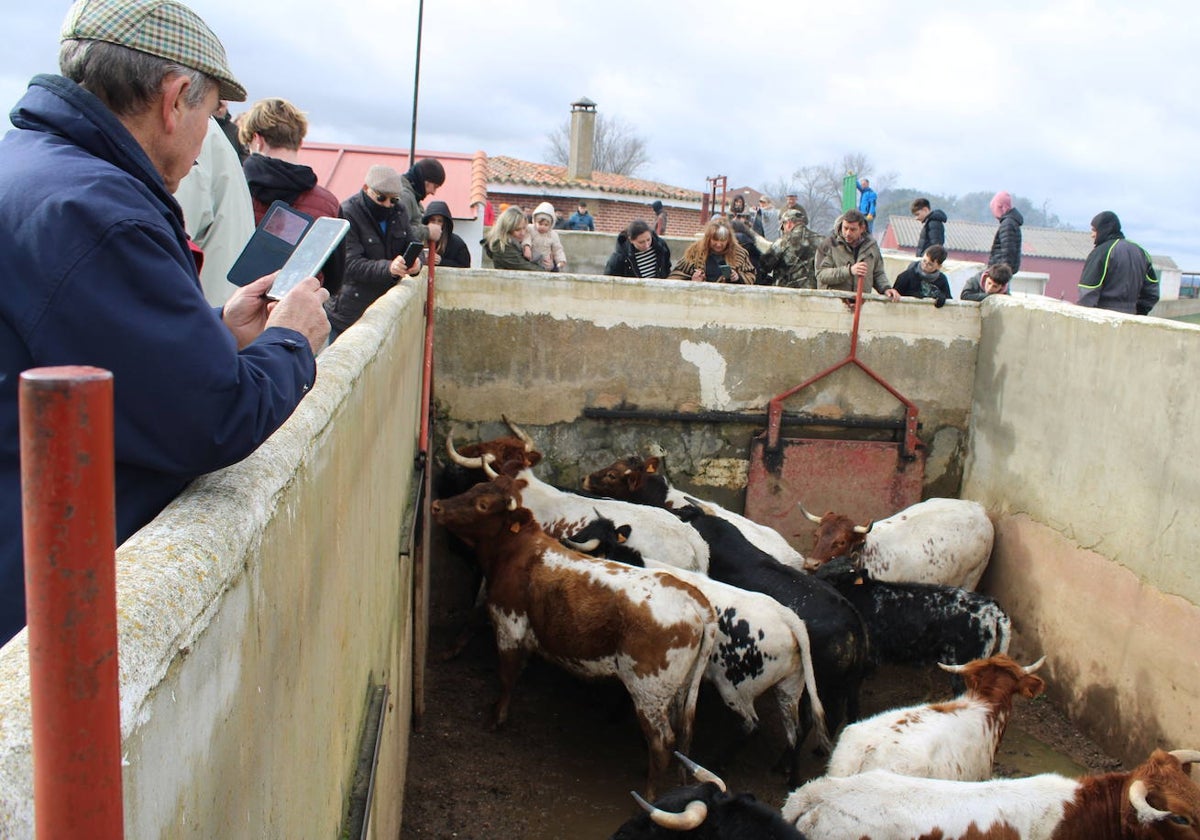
[963,296,1200,763]
[432,267,981,507]
[0,286,425,838]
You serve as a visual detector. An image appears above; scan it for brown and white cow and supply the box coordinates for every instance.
[431,474,717,799]
[784,748,1200,840]
[446,426,710,573]
[826,654,1045,780]
[801,498,994,590]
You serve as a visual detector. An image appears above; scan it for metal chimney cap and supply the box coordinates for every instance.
[571,97,597,111]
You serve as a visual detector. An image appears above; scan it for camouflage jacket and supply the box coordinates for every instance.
[761,226,823,288]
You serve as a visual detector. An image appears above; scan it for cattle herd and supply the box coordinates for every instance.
[431,419,1200,839]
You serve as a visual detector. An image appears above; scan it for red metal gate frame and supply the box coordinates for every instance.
[763,275,921,458]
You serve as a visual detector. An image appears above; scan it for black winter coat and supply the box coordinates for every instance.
[604,231,672,278]
[915,209,947,256]
[989,208,1023,273]
[325,190,415,332]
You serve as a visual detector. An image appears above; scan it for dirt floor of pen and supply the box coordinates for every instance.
[398,609,1122,840]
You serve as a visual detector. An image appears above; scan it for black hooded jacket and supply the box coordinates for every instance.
[989,208,1024,273]
[604,231,672,278]
[421,200,471,268]
[1078,211,1159,315]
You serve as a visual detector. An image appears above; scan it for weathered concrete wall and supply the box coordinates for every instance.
[0,286,423,838]
[433,267,980,506]
[964,296,1200,764]
[1150,297,1200,319]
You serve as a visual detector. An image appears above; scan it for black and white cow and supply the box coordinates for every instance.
[611,753,807,840]
[565,516,831,760]
[812,555,1011,675]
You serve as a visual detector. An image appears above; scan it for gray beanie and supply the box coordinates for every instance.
[365,165,404,195]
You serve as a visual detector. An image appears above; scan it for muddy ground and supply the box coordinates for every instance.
[398,607,1122,840]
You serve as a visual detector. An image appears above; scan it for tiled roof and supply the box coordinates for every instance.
[888,215,1177,269]
[887,215,1095,260]
[486,155,702,202]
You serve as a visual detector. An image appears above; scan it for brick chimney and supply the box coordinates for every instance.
[567,97,596,181]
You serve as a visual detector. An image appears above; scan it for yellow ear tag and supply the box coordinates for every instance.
[617,533,627,544]
[646,463,657,473]
[854,576,864,585]
[509,522,521,533]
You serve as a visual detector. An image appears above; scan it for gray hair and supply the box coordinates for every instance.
[60,39,215,117]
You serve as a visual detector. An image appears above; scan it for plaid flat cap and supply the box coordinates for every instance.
[61,0,246,101]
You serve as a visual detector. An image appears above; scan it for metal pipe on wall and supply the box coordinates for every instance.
[19,366,123,839]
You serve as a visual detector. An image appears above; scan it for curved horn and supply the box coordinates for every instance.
[1129,780,1173,824]
[852,522,872,535]
[799,504,823,524]
[1169,750,1200,765]
[501,414,535,452]
[446,432,486,468]
[938,661,969,674]
[1023,656,1047,674]
[506,494,517,511]
[482,458,499,480]
[562,537,600,553]
[631,791,709,831]
[673,751,727,793]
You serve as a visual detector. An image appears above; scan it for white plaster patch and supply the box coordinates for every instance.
[680,340,738,410]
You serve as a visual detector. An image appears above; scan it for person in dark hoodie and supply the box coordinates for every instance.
[398,157,446,243]
[422,200,471,268]
[911,197,947,256]
[1078,211,1159,315]
[988,190,1023,273]
[239,97,344,293]
[604,219,672,278]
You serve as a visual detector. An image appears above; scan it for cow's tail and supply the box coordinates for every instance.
[781,609,831,752]
[994,606,1013,656]
[673,603,717,756]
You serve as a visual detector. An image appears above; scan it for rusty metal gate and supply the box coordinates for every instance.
[745,279,926,553]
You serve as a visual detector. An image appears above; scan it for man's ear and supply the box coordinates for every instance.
[159,74,192,135]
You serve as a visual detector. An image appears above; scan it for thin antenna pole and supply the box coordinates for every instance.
[409,0,424,164]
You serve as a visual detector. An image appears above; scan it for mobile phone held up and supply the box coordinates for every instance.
[266,217,351,301]
[402,240,423,268]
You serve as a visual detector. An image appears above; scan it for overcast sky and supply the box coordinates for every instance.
[4,1,1197,269]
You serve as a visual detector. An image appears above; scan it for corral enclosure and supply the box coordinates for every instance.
[1,266,1198,837]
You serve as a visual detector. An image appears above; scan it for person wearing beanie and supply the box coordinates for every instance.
[237,97,344,294]
[651,200,668,235]
[566,200,595,231]
[422,200,471,268]
[523,201,568,271]
[1078,211,1159,315]
[0,0,332,645]
[988,190,1024,273]
[398,157,447,242]
[326,164,422,339]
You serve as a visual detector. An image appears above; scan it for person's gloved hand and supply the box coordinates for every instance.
[933,292,947,308]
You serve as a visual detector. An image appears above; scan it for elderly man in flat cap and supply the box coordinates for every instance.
[0,0,332,645]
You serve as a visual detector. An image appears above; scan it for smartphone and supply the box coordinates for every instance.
[266,217,351,300]
[718,264,734,280]
[227,201,314,286]
[402,240,424,268]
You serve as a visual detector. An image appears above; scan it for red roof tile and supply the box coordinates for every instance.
[486,156,702,202]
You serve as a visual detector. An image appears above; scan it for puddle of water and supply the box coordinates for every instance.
[995,722,1089,778]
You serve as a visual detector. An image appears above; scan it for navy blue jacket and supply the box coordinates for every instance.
[0,76,316,644]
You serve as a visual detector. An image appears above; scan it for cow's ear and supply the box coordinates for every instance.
[645,456,660,474]
[626,470,644,491]
[616,524,632,543]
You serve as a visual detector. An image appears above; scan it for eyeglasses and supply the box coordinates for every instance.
[369,188,400,206]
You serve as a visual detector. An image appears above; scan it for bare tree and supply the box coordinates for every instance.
[545,114,650,177]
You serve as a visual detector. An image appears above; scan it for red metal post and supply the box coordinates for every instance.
[19,366,124,839]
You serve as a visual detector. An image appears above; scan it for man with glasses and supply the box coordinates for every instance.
[325,165,422,341]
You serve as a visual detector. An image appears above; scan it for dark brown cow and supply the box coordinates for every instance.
[431,474,717,798]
